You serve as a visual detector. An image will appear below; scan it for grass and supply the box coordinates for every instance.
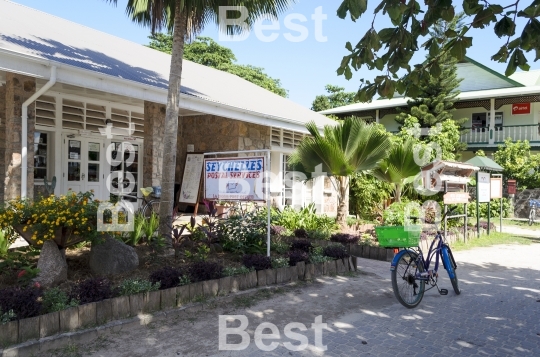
[502,219,540,231]
[452,232,537,251]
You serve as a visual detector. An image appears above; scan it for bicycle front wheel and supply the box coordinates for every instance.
[391,250,425,308]
[529,208,536,226]
[441,245,461,295]
[142,200,160,218]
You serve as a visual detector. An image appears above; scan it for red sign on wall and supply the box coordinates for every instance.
[512,103,531,115]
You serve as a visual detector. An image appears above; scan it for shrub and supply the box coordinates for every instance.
[188,261,224,282]
[287,250,309,266]
[117,279,160,296]
[290,239,313,253]
[271,257,289,269]
[179,275,191,286]
[71,278,113,304]
[149,267,183,290]
[306,230,332,241]
[330,233,360,245]
[270,225,286,236]
[309,254,332,264]
[382,201,421,226]
[293,228,309,238]
[223,266,254,277]
[219,211,267,255]
[0,308,16,324]
[0,286,42,320]
[241,254,272,271]
[42,288,79,313]
[271,241,290,255]
[323,244,349,260]
[272,203,338,233]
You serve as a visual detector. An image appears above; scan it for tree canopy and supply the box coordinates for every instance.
[311,85,358,113]
[494,139,540,189]
[148,35,288,97]
[337,0,540,101]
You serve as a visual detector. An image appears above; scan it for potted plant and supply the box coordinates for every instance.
[214,200,232,218]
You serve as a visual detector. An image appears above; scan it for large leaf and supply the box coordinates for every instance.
[289,118,391,179]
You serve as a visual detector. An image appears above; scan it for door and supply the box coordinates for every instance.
[109,141,141,209]
[63,137,105,199]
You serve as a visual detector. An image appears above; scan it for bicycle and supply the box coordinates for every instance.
[116,187,177,220]
[380,212,460,309]
[529,199,540,226]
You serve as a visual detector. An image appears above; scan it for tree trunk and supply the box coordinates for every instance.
[158,5,187,241]
[394,184,402,203]
[336,176,349,227]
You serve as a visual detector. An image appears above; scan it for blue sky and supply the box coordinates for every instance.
[12,0,540,108]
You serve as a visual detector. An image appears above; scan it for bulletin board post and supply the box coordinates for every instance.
[203,150,272,257]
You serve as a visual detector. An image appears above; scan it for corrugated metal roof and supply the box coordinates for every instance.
[0,0,335,129]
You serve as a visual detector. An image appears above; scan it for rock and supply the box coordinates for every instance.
[89,235,139,275]
[35,240,68,287]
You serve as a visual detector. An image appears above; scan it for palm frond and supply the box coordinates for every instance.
[291,118,391,179]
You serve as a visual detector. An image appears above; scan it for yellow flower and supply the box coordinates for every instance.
[23,226,27,232]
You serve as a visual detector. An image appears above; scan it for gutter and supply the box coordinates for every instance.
[21,66,56,198]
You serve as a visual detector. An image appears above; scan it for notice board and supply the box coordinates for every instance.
[179,153,204,205]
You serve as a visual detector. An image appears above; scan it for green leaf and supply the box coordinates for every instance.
[444,29,458,38]
[344,66,353,80]
[463,0,483,15]
[449,36,473,60]
[345,41,353,52]
[378,28,396,42]
[505,50,518,76]
[491,45,509,63]
[374,58,384,71]
[494,16,516,38]
[429,40,439,58]
[430,62,442,77]
[516,49,531,71]
[472,8,497,29]
[337,0,368,21]
[440,6,455,22]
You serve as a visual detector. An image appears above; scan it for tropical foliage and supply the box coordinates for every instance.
[289,118,392,226]
[0,192,100,246]
[107,0,294,239]
[148,35,288,97]
[337,1,538,101]
[311,85,358,116]
[494,139,540,189]
[373,139,421,203]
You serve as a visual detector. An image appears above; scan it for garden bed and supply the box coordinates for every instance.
[0,255,357,348]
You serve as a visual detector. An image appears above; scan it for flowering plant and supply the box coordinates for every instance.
[0,191,100,247]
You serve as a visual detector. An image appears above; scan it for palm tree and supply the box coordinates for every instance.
[289,118,392,227]
[106,0,293,239]
[372,139,421,203]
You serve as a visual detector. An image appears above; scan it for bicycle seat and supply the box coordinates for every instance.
[140,187,153,197]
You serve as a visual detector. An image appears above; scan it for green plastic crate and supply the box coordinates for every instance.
[375,226,421,248]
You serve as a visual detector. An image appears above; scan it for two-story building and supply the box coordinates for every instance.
[320,57,540,161]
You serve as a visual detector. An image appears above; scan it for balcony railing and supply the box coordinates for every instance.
[460,124,540,145]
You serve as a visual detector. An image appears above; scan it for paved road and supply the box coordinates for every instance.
[77,243,540,357]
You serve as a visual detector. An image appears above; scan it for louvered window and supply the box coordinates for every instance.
[270,128,309,149]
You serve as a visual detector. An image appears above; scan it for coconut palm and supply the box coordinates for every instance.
[289,118,392,227]
[372,139,421,203]
[106,0,293,239]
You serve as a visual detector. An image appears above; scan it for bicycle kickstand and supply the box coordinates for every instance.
[436,283,448,296]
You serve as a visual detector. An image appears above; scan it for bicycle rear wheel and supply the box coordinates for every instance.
[142,200,160,218]
[441,245,461,295]
[529,208,535,226]
[391,250,425,308]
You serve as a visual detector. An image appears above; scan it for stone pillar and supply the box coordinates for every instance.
[4,73,36,200]
[0,84,6,203]
[143,101,165,188]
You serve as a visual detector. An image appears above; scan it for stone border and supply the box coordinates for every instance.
[0,258,358,354]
